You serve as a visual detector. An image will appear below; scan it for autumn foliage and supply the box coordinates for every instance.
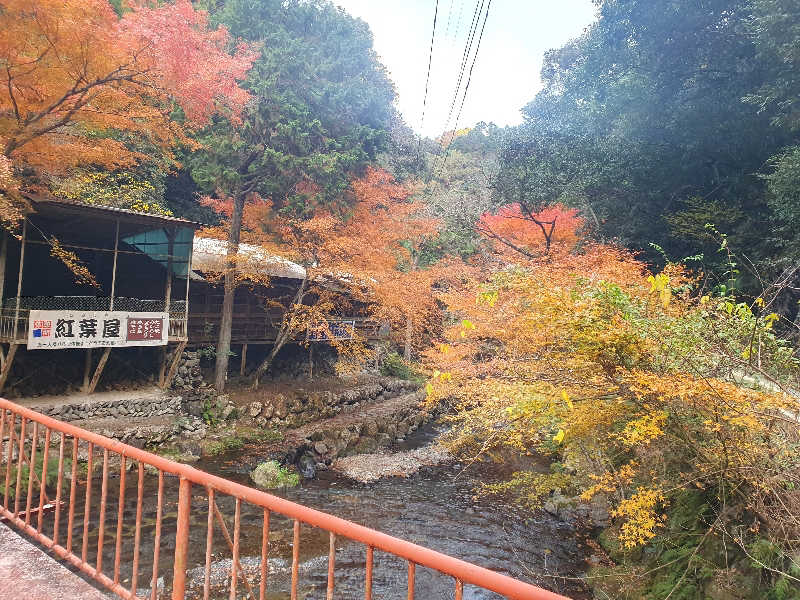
[200,167,445,378]
[0,0,257,198]
[425,217,800,595]
[477,203,583,257]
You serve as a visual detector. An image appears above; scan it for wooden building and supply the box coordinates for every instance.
[0,199,200,393]
[0,199,384,395]
[188,236,383,375]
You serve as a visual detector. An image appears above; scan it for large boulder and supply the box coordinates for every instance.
[249,461,299,489]
[297,453,316,479]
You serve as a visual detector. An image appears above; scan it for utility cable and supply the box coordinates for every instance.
[435,0,492,177]
[419,0,440,141]
[439,0,484,140]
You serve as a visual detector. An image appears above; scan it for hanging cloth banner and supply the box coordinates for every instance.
[27,310,168,349]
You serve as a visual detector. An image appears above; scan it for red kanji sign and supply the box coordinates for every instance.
[126,317,164,341]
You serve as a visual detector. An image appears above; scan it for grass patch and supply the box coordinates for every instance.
[237,427,284,444]
[204,436,245,456]
[6,452,75,499]
[380,352,424,382]
[148,446,197,464]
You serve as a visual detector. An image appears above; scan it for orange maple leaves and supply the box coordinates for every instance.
[201,167,446,350]
[0,0,258,181]
[477,202,583,257]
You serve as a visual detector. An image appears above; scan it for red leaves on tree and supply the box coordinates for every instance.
[477,203,583,258]
[120,0,258,124]
[0,0,258,185]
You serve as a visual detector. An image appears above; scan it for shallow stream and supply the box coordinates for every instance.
[39,426,590,599]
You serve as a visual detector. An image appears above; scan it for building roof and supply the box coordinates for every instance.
[192,236,306,281]
[29,198,203,229]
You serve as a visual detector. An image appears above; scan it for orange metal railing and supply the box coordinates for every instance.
[0,398,570,600]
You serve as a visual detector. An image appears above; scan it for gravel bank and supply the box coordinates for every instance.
[332,445,451,483]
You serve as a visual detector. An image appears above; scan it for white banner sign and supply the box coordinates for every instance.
[27,310,168,349]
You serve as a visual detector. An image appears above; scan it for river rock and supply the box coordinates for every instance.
[251,461,281,488]
[273,396,289,419]
[297,453,316,479]
[313,441,328,455]
[354,437,379,454]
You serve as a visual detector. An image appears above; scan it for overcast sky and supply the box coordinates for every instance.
[333,1,597,137]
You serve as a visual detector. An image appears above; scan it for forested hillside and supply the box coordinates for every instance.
[496,0,800,317]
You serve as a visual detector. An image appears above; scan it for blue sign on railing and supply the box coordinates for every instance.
[307,320,356,342]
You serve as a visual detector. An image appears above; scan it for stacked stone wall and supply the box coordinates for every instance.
[244,379,419,430]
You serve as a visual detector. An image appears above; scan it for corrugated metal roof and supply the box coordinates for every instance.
[30,198,203,228]
[192,236,306,280]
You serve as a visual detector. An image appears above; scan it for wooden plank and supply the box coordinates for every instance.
[240,343,248,376]
[161,341,186,390]
[86,347,111,394]
[164,235,174,314]
[109,220,119,310]
[157,346,168,387]
[0,231,8,311]
[0,343,19,394]
[81,349,93,393]
[14,220,26,341]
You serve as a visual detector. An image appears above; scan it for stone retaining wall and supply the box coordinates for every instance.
[245,379,420,430]
[171,349,204,391]
[29,395,183,422]
[305,394,429,464]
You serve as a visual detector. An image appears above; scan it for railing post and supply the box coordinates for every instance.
[172,477,191,600]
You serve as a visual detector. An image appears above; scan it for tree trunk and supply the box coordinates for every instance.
[250,275,308,388]
[404,314,413,361]
[214,191,245,393]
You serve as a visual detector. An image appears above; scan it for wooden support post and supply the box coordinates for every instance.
[184,231,192,338]
[240,343,248,377]
[0,232,8,368]
[161,341,186,390]
[158,347,166,387]
[87,347,111,394]
[0,343,19,394]
[164,228,175,315]
[0,231,8,312]
[14,219,26,342]
[82,349,93,393]
[109,220,119,311]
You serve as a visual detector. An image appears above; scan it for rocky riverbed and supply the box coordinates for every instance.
[333,444,451,483]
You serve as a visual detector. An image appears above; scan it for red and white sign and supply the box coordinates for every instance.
[27,311,168,349]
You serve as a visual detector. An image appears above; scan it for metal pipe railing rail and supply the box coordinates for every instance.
[0,398,570,600]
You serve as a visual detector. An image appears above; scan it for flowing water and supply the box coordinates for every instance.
[30,425,590,599]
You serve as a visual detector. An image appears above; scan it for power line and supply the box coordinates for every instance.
[451,0,491,140]
[419,0,440,138]
[440,0,484,139]
[450,0,466,46]
[444,0,455,39]
[435,0,492,176]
